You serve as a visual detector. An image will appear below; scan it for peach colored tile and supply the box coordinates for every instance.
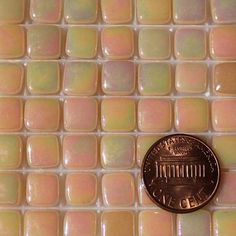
[26,173,59,206]
[64,98,98,132]
[65,173,97,206]
[212,99,236,131]
[102,173,135,207]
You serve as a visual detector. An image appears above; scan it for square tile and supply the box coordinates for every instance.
[213,63,236,96]
[175,98,209,132]
[63,135,97,169]
[0,63,24,95]
[138,63,172,95]
[24,211,60,236]
[0,135,22,169]
[101,0,133,24]
[211,0,236,23]
[210,27,236,60]
[137,135,162,167]
[101,27,134,59]
[30,0,62,23]
[64,211,97,236]
[64,0,98,24]
[64,98,98,132]
[101,135,135,169]
[27,135,60,168]
[27,61,60,95]
[175,28,207,60]
[212,99,236,131]
[0,0,25,23]
[102,61,135,95]
[26,173,59,206]
[139,210,173,236]
[0,211,22,236]
[101,98,136,132]
[175,63,208,94]
[139,28,171,60]
[27,25,61,59]
[63,62,98,96]
[138,174,155,206]
[215,172,236,205]
[213,210,236,236]
[212,135,236,168]
[177,210,211,236]
[102,173,135,207]
[65,173,97,206]
[173,0,207,24]
[0,173,22,206]
[0,25,25,59]
[101,211,135,236]
[66,27,98,59]
[138,99,172,132]
[137,0,171,24]
[24,98,60,132]
[0,98,23,132]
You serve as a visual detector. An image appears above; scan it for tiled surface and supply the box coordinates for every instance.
[0,0,236,235]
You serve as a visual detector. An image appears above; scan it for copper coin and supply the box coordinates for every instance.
[141,134,220,213]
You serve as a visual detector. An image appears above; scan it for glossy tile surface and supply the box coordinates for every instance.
[0,63,24,95]
[101,98,136,132]
[101,0,133,24]
[0,25,25,59]
[101,135,135,169]
[27,135,60,168]
[64,0,98,24]
[175,63,207,94]
[0,135,22,169]
[173,0,207,24]
[138,63,172,95]
[64,98,98,132]
[24,211,60,236]
[65,173,97,206]
[102,173,135,207]
[0,98,23,132]
[66,27,98,59]
[137,0,171,24]
[63,135,97,169]
[138,99,172,132]
[26,173,59,206]
[175,98,209,132]
[64,211,97,236]
[101,211,135,236]
[177,210,211,236]
[30,0,62,23]
[24,99,60,132]
[63,62,98,95]
[212,99,236,131]
[213,63,236,96]
[175,28,207,60]
[210,27,236,60]
[102,61,135,95]
[139,210,173,236]
[0,211,22,236]
[101,27,134,59]
[27,61,60,95]
[139,28,171,60]
[27,25,61,59]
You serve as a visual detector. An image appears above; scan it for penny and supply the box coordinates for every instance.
[141,134,220,213]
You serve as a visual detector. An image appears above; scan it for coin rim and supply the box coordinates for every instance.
[141,134,221,214]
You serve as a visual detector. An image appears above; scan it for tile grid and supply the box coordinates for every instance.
[0,0,236,235]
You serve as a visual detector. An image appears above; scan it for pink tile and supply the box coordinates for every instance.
[64,98,98,132]
[138,99,172,132]
[212,99,236,131]
[63,135,97,169]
